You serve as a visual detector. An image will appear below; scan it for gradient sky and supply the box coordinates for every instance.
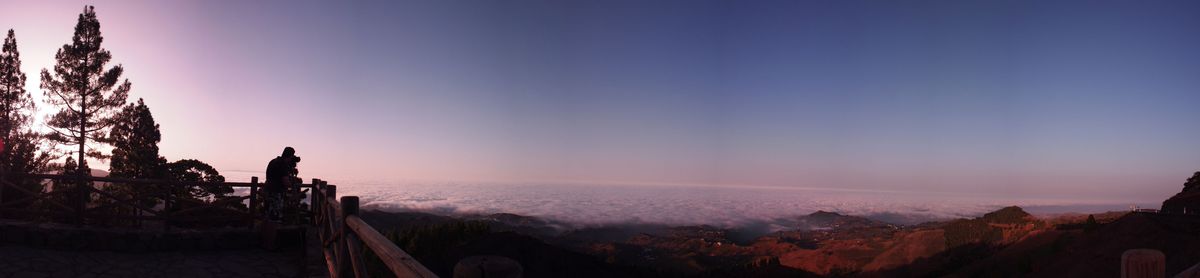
[1,1,1198,202]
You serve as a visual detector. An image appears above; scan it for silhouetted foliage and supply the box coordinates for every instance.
[0,29,52,210]
[40,5,130,173]
[105,98,168,219]
[108,99,229,194]
[1161,171,1200,214]
[105,98,232,226]
[1084,214,1099,232]
[2,7,239,228]
[166,158,229,198]
[48,157,84,190]
[1185,171,1200,193]
[168,163,241,228]
[108,98,166,180]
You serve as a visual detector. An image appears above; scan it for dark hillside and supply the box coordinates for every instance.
[1025,213,1200,277]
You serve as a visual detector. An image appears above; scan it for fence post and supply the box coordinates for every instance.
[311,178,320,225]
[326,184,338,273]
[75,173,86,225]
[1122,249,1165,278]
[340,195,357,278]
[327,185,337,218]
[327,184,337,232]
[311,180,321,224]
[327,185,337,211]
[341,196,366,278]
[250,176,259,229]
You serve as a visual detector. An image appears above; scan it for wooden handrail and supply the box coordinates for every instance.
[312,181,438,278]
[346,216,437,278]
[0,173,438,277]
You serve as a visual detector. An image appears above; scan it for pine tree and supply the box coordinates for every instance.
[105,98,166,215]
[0,29,51,208]
[0,29,34,152]
[108,99,227,203]
[108,98,166,180]
[40,6,130,174]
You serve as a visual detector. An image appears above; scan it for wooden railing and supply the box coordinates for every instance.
[311,179,438,278]
[0,173,437,277]
[0,173,315,230]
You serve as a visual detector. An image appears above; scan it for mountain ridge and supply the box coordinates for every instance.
[356,204,1200,277]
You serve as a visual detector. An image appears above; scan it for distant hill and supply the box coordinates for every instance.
[358,205,1200,277]
[793,210,895,231]
[358,170,1200,277]
[39,169,110,177]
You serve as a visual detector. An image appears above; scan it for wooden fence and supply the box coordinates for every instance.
[0,173,438,277]
[311,179,438,278]
[0,173,318,229]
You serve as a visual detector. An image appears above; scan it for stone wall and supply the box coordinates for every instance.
[0,219,304,252]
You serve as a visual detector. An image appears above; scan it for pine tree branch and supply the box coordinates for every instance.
[47,90,80,113]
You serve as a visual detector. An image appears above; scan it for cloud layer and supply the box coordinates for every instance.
[319,180,1140,227]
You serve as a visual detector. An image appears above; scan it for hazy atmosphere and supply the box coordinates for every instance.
[3,0,1198,204]
[3,1,1200,277]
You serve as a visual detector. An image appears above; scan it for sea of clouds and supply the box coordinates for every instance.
[223,171,1144,229]
[329,180,1144,228]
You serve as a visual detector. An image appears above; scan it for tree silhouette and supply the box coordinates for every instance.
[0,29,51,209]
[108,98,166,180]
[105,98,167,218]
[108,99,227,205]
[40,6,130,174]
[166,159,229,200]
[164,158,234,228]
[1184,171,1200,193]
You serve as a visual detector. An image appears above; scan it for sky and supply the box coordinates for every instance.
[0,1,1197,202]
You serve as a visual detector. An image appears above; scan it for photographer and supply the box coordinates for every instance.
[264,147,300,223]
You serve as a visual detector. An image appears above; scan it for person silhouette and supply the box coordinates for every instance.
[264,147,300,223]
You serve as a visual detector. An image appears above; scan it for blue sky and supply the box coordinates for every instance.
[1,1,1197,202]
